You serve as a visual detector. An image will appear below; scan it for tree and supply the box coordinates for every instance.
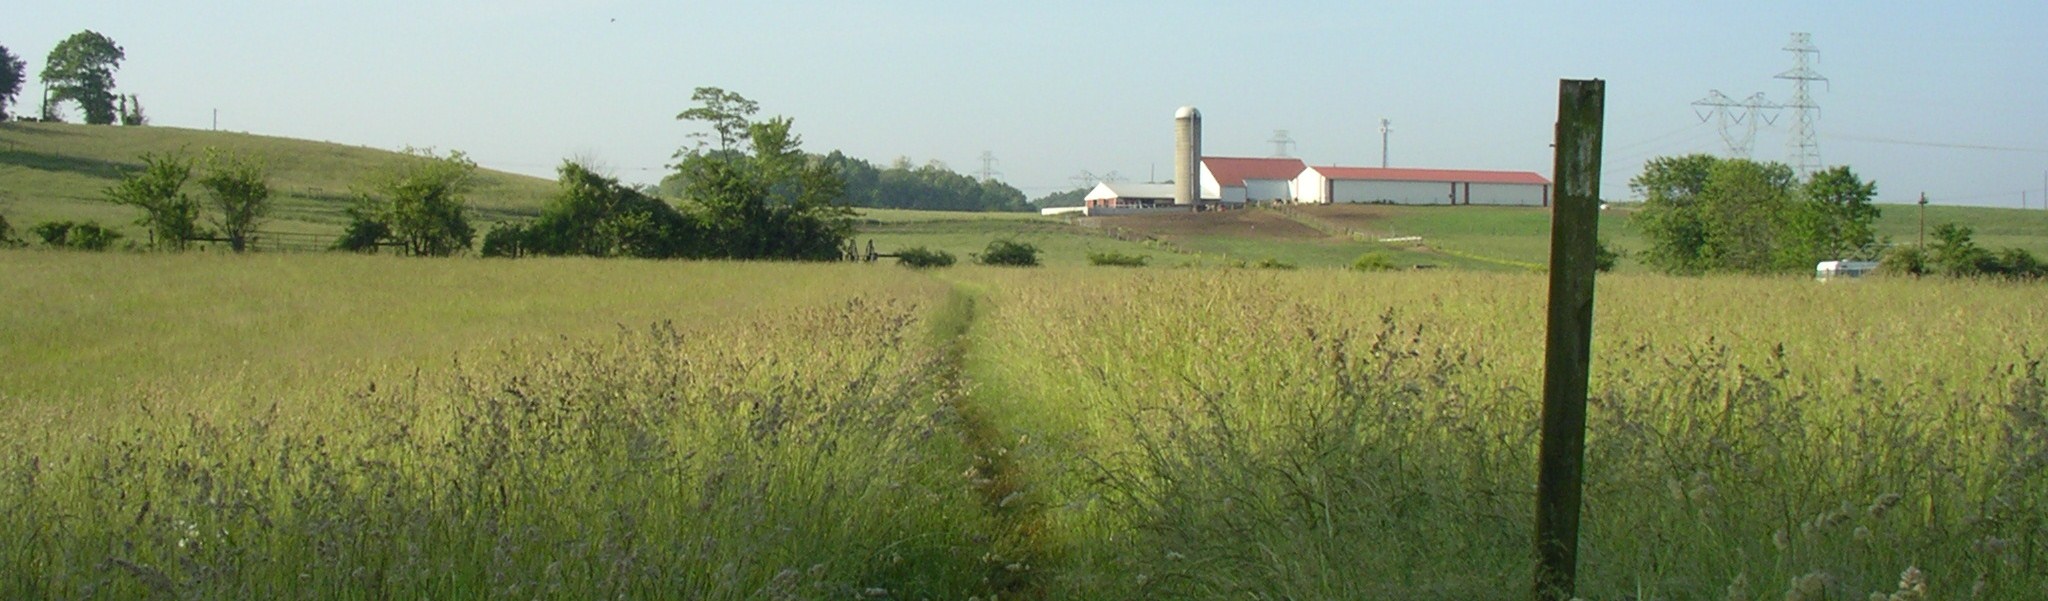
[1927,223,1993,277]
[105,151,202,250]
[347,150,477,256]
[675,86,759,153]
[1779,166,1880,267]
[198,149,271,252]
[0,44,25,121]
[41,31,125,125]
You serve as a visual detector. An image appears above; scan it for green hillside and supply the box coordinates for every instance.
[0,122,556,245]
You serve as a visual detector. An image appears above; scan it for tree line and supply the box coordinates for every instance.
[1631,154,2042,280]
[1,30,143,124]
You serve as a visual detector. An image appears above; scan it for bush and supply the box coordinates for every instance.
[1087,251,1148,267]
[480,222,531,258]
[895,246,956,269]
[1878,245,1927,276]
[1351,251,1397,272]
[0,213,23,247]
[1255,258,1296,270]
[30,220,122,251]
[977,239,1040,267]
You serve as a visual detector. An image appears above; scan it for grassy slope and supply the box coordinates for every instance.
[0,122,556,239]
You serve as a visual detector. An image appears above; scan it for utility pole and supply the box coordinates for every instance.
[1380,118,1392,168]
[1918,192,1928,247]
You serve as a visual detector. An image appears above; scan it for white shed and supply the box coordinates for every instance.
[1296,166,1551,206]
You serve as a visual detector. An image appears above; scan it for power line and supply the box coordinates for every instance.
[1823,133,2048,154]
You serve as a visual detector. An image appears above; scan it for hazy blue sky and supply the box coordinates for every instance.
[8,1,2047,207]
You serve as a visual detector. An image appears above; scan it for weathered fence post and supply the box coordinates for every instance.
[1535,78,1604,601]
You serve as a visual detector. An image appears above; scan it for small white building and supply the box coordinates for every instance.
[1082,182,1221,215]
[1295,166,1551,206]
[1200,157,1308,204]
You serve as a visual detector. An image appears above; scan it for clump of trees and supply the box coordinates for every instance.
[1631,155,1880,275]
[488,88,854,261]
[824,154,1032,212]
[102,148,272,251]
[1033,187,1088,209]
[337,149,477,256]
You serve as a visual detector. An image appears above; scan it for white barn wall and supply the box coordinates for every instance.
[1332,180,1457,204]
[1244,179,1291,202]
[1296,170,1330,203]
[1466,183,1547,206]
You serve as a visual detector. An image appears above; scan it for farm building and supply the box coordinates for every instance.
[1200,157,1308,204]
[1084,182,1217,210]
[1294,166,1552,206]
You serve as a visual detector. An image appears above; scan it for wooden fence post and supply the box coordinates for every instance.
[1535,78,1605,601]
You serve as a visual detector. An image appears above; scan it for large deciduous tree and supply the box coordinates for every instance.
[1631,154,1879,275]
[198,149,272,252]
[0,44,26,121]
[105,151,202,250]
[42,31,126,125]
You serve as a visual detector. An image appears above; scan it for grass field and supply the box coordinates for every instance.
[0,122,556,242]
[3,250,2043,599]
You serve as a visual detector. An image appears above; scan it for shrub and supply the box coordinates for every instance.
[30,220,122,251]
[977,239,1040,267]
[480,222,532,258]
[1087,251,1148,267]
[0,213,22,247]
[896,246,956,269]
[1878,245,1927,276]
[1351,251,1397,272]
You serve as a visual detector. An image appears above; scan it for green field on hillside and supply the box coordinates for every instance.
[0,122,556,244]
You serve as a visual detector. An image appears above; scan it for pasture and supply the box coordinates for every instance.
[2,250,2043,599]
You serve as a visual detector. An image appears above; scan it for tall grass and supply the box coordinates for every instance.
[963,268,2048,599]
[0,252,1000,599]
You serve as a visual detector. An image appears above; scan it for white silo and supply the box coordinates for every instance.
[1174,106,1202,206]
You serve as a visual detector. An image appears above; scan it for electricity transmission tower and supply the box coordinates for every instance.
[1691,90,1779,158]
[1268,130,1297,157]
[1069,170,1125,188]
[1777,32,1826,176]
[978,151,1002,181]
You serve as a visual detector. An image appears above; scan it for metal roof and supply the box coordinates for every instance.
[1202,157,1308,187]
[1310,166,1551,185]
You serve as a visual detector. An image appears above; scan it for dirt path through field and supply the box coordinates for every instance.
[927,282,1051,599]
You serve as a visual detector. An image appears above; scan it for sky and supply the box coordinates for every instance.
[7,1,2048,207]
